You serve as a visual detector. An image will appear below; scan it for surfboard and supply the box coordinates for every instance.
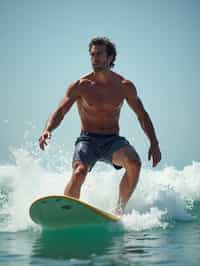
[29,195,120,229]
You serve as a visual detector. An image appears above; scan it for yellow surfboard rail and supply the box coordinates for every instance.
[30,195,120,228]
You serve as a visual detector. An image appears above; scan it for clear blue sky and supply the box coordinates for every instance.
[0,0,199,169]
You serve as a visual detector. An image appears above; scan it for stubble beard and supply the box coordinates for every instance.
[92,63,110,73]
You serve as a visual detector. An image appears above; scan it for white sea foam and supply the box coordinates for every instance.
[0,145,200,232]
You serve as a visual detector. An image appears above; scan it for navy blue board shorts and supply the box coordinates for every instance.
[72,131,140,171]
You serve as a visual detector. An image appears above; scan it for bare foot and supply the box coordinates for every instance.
[115,204,124,216]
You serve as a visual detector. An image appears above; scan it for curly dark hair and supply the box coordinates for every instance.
[88,37,117,68]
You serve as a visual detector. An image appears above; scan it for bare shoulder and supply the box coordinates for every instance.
[111,72,136,90]
[65,80,82,99]
[121,79,138,99]
[66,74,93,98]
[80,72,94,85]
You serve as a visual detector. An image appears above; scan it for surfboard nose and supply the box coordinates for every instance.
[30,195,120,229]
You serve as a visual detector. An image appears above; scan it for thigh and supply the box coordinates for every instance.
[72,140,98,171]
[112,145,141,168]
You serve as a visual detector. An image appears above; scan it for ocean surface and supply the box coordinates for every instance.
[0,144,200,266]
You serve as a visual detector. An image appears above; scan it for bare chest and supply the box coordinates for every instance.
[79,84,124,111]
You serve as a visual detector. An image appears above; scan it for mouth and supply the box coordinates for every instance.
[93,62,100,65]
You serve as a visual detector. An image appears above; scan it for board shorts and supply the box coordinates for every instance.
[72,131,141,171]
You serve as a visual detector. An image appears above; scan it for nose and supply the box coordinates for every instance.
[92,58,99,64]
[91,53,100,65]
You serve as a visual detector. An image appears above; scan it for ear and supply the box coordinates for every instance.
[108,54,114,65]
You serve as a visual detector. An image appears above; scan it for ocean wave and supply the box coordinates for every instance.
[0,146,200,232]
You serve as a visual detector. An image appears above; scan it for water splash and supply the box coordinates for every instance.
[0,144,200,233]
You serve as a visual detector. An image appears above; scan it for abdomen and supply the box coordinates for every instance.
[77,101,121,134]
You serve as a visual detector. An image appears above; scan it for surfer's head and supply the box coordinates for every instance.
[89,37,117,72]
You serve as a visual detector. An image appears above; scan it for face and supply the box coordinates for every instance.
[90,45,112,72]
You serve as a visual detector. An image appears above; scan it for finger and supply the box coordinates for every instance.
[152,157,157,167]
[156,152,161,164]
[159,152,162,162]
[44,140,48,146]
[153,155,160,167]
[39,142,44,150]
[148,149,151,161]
[39,139,47,150]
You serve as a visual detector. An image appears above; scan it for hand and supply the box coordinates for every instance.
[38,130,51,151]
[148,142,161,167]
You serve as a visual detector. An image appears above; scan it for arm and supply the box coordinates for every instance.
[123,80,161,166]
[39,80,80,150]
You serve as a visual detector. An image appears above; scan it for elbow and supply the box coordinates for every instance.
[57,106,67,118]
[137,116,144,129]
[137,112,148,129]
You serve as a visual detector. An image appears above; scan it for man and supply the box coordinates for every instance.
[38,37,161,215]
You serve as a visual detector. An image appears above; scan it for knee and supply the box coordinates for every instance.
[124,157,141,173]
[72,163,88,185]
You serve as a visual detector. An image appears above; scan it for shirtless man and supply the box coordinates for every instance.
[38,37,161,215]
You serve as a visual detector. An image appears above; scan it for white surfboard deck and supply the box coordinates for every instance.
[30,195,120,229]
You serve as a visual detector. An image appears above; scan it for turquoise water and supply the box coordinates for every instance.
[0,222,200,265]
[0,147,200,265]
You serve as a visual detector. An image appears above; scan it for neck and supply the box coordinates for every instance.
[93,69,112,83]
